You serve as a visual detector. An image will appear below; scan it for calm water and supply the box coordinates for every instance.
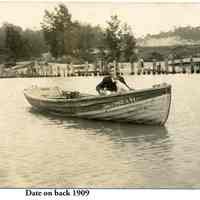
[1,75,200,188]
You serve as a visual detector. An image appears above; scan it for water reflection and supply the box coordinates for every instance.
[29,107,169,146]
[3,76,200,187]
[27,104,173,187]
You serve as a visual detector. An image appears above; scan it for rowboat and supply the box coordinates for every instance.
[24,83,171,125]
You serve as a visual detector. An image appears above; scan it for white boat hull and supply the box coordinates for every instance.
[24,83,171,125]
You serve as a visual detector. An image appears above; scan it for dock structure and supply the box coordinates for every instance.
[152,60,156,75]
[12,61,35,77]
[2,56,200,78]
[164,58,169,74]
[136,59,144,75]
[127,57,200,75]
[169,57,200,74]
[130,62,135,75]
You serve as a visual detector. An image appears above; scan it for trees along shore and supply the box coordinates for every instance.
[0,3,200,77]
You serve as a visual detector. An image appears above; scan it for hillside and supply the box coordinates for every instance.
[137,26,200,47]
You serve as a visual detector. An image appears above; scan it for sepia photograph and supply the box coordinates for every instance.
[0,1,200,189]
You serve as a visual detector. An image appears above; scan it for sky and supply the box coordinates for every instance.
[1,1,200,37]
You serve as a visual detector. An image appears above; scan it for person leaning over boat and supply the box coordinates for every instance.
[96,71,133,95]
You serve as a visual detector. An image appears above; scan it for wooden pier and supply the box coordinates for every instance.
[1,57,200,78]
[129,57,200,75]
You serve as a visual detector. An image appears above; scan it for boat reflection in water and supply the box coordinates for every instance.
[29,107,170,147]
[65,117,169,142]
[29,107,173,188]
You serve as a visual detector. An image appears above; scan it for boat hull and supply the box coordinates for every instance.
[24,84,171,125]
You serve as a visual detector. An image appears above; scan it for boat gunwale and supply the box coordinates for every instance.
[24,84,171,104]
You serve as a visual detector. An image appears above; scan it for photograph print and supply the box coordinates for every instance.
[0,1,200,188]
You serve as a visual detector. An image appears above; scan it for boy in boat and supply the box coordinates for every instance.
[96,70,133,95]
